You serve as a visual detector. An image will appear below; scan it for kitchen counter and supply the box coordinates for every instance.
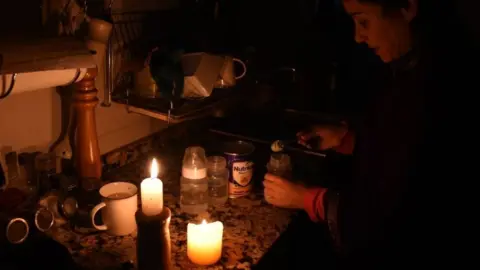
[48,153,293,270]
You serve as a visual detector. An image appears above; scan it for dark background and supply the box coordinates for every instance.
[1,0,477,116]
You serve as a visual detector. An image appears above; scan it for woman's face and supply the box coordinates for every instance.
[343,0,417,63]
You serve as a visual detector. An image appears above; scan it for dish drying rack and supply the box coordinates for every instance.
[102,8,238,124]
[101,9,154,106]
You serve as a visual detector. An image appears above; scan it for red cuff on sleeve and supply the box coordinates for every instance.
[303,188,328,222]
[333,130,355,155]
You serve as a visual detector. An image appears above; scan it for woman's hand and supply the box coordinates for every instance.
[296,123,348,151]
[263,173,307,209]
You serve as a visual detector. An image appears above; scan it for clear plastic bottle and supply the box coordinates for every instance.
[180,146,209,214]
[266,153,292,178]
[207,156,229,205]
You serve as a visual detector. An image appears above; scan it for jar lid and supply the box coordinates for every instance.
[35,208,55,232]
[207,156,227,171]
[6,217,29,244]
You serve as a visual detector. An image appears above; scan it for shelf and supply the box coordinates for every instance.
[113,85,246,123]
[125,105,213,123]
[0,37,96,75]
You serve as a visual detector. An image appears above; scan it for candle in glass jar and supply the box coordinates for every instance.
[140,158,163,216]
[187,220,224,265]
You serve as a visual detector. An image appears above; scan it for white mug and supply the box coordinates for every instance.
[90,182,138,236]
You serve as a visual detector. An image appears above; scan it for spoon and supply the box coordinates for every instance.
[271,139,325,158]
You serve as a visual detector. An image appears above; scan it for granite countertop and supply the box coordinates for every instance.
[48,155,293,270]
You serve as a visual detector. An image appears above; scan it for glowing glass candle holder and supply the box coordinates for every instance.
[187,219,224,265]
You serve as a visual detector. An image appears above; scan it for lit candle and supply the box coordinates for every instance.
[140,158,163,216]
[187,220,224,265]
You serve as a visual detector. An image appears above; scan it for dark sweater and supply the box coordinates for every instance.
[305,39,471,268]
[339,48,431,266]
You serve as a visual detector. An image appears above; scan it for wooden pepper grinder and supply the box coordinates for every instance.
[136,207,172,270]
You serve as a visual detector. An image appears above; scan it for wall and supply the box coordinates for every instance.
[0,0,178,154]
[457,0,480,48]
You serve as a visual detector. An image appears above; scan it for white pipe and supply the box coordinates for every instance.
[0,69,87,95]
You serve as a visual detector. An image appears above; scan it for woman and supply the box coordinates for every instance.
[263,0,470,268]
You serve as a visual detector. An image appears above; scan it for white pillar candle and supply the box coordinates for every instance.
[140,158,163,216]
[187,220,224,265]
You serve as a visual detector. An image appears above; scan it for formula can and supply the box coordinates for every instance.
[223,141,255,198]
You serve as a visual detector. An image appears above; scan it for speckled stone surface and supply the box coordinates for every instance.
[49,152,293,270]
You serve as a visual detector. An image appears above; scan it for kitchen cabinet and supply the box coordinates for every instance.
[0,0,42,38]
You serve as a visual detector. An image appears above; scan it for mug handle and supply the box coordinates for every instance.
[233,58,247,80]
[90,202,108,231]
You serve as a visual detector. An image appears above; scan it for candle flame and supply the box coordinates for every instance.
[150,158,159,178]
[201,219,207,225]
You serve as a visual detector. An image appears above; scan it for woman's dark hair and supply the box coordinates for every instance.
[357,0,471,47]
[356,0,458,28]
[354,0,476,63]
[358,0,409,11]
